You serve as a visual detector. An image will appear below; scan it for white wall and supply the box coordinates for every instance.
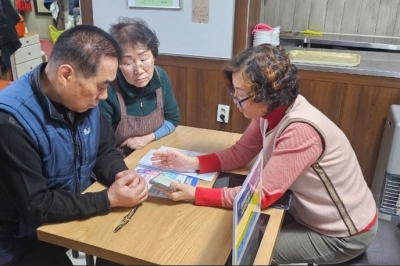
[93,0,235,59]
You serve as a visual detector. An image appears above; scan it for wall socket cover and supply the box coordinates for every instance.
[217,104,230,123]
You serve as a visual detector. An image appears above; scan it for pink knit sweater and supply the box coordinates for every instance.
[195,107,323,208]
[194,98,376,237]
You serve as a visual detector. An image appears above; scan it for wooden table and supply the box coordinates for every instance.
[37,126,284,265]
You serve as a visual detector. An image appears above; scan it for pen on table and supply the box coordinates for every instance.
[113,204,141,233]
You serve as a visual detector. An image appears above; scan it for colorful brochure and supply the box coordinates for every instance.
[138,146,218,181]
[232,152,264,265]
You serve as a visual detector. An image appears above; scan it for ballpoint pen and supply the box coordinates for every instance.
[113,204,141,233]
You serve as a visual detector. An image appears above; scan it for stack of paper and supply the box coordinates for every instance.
[137,146,218,182]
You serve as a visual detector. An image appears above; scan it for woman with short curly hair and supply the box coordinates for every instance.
[151,44,377,265]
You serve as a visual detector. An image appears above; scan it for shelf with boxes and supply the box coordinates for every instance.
[10,33,44,81]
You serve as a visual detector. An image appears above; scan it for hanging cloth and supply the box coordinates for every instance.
[0,0,22,70]
[55,0,65,30]
[16,0,32,12]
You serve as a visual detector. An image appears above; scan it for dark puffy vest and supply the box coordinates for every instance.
[0,70,100,237]
[0,73,100,192]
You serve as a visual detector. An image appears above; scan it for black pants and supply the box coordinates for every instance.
[0,236,72,265]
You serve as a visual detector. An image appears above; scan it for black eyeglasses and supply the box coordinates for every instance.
[228,87,250,107]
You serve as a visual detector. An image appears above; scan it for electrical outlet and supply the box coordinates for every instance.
[217,104,230,123]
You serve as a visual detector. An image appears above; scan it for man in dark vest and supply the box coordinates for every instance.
[0,25,148,265]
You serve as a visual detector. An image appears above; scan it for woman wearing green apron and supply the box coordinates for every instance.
[100,17,180,157]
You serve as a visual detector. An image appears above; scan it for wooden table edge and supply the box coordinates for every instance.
[253,208,285,265]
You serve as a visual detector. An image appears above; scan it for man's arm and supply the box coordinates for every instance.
[98,84,121,131]
[92,114,128,186]
[0,112,111,223]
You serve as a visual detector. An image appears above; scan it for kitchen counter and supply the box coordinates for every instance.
[281,32,400,50]
[284,46,400,78]
[278,32,400,78]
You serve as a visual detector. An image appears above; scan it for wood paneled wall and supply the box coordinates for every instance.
[298,70,400,187]
[261,0,400,38]
[156,55,251,134]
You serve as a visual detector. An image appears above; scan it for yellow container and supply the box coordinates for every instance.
[49,25,64,44]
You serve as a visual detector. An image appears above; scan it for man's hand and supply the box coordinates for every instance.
[107,170,148,208]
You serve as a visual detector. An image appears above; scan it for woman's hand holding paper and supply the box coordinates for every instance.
[153,182,196,201]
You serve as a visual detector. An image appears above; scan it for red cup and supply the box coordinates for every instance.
[252,23,273,36]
